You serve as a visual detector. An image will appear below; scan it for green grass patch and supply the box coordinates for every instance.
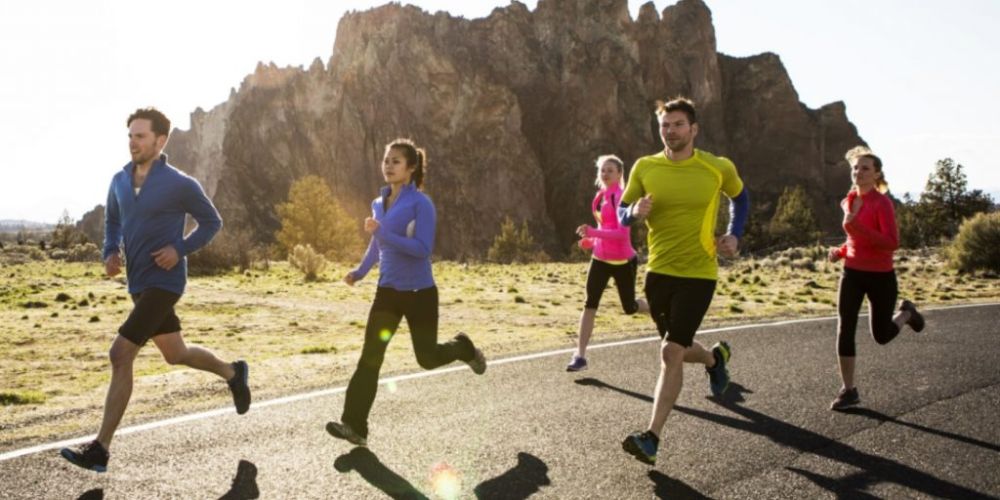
[0,390,47,406]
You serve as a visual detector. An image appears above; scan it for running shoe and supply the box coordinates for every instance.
[60,440,109,472]
[829,387,860,411]
[565,355,588,372]
[326,421,368,447]
[622,430,659,465]
[228,360,251,414]
[706,341,732,397]
[455,333,487,375]
[899,300,925,333]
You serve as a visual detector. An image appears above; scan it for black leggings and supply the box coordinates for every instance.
[644,272,717,348]
[341,286,472,437]
[837,268,900,357]
[585,257,640,314]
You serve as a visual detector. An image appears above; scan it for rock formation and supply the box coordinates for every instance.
[148,0,863,258]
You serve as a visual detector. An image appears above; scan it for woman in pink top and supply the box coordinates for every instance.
[826,146,925,410]
[566,155,649,371]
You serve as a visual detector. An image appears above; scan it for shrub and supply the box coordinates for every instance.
[50,211,90,249]
[66,243,101,262]
[487,216,543,264]
[1,244,47,265]
[947,211,1000,274]
[188,227,258,275]
[289,244,327,281]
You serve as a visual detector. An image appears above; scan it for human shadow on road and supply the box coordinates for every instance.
[334,447,429,500]
[841,406,1000,453]
[77,489,104,500]
[784,467,882,500]
[648,471,712,500]
[574,377,652,402]
[575,378,992,498]
[473,452,551,499]
[218,459,260,500]
[686,391,995,499]
[574,377,752,404]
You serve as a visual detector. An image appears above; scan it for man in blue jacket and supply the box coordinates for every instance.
[60,108,251,472]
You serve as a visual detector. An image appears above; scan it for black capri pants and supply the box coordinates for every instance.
[342,286,473,438]
[644,272,717,348]
[585,257,640,314]
[837,267,900,357]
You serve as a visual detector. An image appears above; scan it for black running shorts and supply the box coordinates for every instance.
[644,272,716,348]
[118,288,182,346]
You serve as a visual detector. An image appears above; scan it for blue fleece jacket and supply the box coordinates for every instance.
[351,183,436,290]
[103,154,222,295]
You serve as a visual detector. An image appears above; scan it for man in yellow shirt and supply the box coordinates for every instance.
[620,97,749,465]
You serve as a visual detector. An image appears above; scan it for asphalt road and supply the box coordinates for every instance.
[2,303,998,499]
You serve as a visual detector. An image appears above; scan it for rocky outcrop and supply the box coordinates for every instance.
[159,0,861,258]
[75,204,104,246]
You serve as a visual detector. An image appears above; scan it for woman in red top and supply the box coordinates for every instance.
[827,146,925,410]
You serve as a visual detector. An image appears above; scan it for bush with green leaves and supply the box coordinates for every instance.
[947,211,1000,274]
[487,216,547,263]
[768,186,819,248]
[289,244,328,281]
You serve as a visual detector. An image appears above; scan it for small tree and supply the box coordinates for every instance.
[768,186,818,248]
[947,211,1000,274]
[487,216,541,264]
[921,158,995,238]
[275,175,363,262]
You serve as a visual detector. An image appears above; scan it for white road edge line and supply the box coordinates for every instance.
[2,301,995,462]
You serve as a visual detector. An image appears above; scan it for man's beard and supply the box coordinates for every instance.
[665,137,690,152]
[131,149,155,164]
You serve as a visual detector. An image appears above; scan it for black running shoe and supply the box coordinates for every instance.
[60,440,109,472]
[706,341,732,397]
[326,421,368,446]
[228,360,251,415]
[829,387,860,411]
[622,430,659,465]
[899,300,925,333]
[455,333,487,375]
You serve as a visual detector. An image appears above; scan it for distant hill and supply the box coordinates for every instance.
[0,220,53,233]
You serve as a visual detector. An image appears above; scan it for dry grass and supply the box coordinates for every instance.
[2,246,998,449]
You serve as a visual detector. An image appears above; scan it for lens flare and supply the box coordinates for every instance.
[429,462,461,500]
[386,380,398,394]
[379,329,393,342]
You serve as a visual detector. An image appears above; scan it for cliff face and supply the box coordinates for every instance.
[162,0,860,258]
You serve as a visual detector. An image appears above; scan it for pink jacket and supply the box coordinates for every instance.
[836,189,899,272]
[584,183,636,262]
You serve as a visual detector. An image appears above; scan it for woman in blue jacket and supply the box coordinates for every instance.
[326,138,486,446]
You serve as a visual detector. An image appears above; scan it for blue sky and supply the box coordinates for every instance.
[1,0,997,222]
